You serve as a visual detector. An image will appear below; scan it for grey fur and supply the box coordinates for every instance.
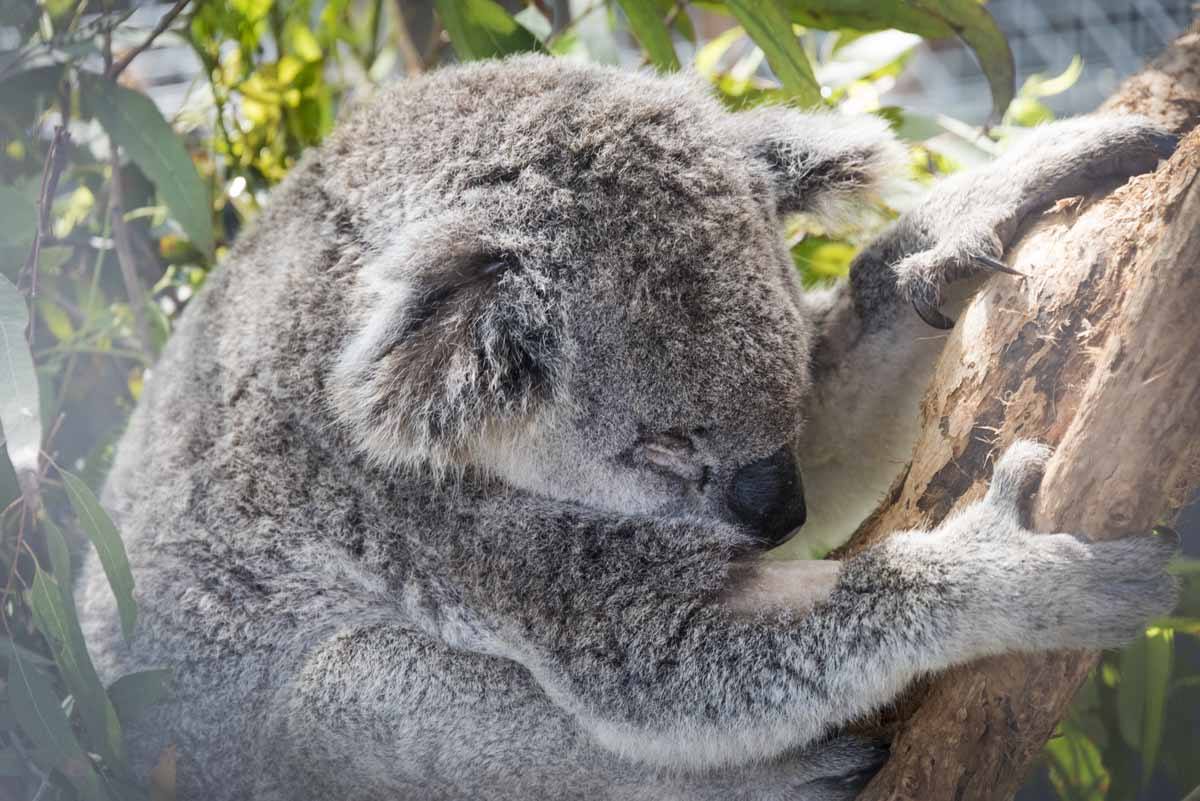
[77,56,1177,801]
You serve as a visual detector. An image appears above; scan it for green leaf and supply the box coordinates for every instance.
[817,30,921,89]
[7,644,108,801]
[434,0,542,61]
[615,0,680,71]
[791,236,855,285]
[0,274,41,478]
[42,514,72,588]
[1117,627,1173,786]
[907,0,1014,123]
[79,73,214,258]
[1045,721,1110,801]
[61,469,137,641]
[724,0,821,106]
[777,0,1014,122]
[29,568,127,769]
[108,668,173,725]
[0,636,54,667]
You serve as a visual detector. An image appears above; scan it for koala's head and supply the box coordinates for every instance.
[324,55,902,547]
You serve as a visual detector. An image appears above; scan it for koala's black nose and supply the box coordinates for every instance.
[727,447,806,546]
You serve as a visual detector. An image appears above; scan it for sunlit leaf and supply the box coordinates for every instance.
[817,30,921,89]
[792,236,856,284]
[0,274,41,478]
[777,0,1014,122]
[694,25,744,78]
[61,468,137,640]
[434,0,542,61]
[615,0,680,71]
[1046,721,1110,801]
[1117,627,1173,786]
[724,0,821,106]
[80,73,215,258]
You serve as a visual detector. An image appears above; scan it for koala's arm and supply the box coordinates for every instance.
[796,116,1177,544]
[402,445,1174,772]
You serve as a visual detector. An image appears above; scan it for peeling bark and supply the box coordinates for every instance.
[839,24,1200,801]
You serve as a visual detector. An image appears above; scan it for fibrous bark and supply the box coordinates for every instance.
[841,23,1200,801]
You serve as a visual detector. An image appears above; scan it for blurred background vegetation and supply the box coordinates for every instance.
[0,1,1196,799]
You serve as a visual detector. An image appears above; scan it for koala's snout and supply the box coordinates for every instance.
[727,447,806,547]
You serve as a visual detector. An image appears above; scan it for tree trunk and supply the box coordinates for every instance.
[839,23,1200,801]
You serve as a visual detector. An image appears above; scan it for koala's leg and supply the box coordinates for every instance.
[421,443,1176,776]
[794,116,1177,550]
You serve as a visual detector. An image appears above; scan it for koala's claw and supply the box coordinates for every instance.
[911,296,955,330]
[972,253,1026,277]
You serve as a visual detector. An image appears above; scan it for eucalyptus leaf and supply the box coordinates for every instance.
[434,0,541,61]
[42,514,72,588]
[61,469,137,640]
[725,0,821,106]
[615,0,679,71]
[108,668,173,725]
[8,644,108,801]
[0,636,54,667]
[79,73,214,258]
[1117,628,1173,786]
[0,274,41,478]
[29,567,127,769]
[778,0,1014,122]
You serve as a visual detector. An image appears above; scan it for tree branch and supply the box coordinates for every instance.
[839,23,1200,801]
[106,0,191,81]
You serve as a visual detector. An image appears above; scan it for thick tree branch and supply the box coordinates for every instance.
[839,23,1200,801]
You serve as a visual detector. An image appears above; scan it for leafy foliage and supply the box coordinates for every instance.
[0,2,1194,800]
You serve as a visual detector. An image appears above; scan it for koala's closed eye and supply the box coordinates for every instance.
[627,433,706,483]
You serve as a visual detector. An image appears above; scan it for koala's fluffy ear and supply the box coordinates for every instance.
[730,108,908,225]
[330,217,565,473]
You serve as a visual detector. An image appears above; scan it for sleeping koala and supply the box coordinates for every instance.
[78,55,1179,801]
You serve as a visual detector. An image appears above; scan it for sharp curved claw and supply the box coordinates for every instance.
[912,297,955,330]
[972,253,1026,277]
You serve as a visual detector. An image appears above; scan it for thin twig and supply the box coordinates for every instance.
[106,0,192,80]
[20,127,72,301]
[393,2,425,76]
[109,144,155,360]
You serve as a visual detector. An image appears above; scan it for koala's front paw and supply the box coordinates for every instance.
[893,116,1177,329]
[946,441,1180,651]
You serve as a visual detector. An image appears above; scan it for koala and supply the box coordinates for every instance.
[77,55,1179,801]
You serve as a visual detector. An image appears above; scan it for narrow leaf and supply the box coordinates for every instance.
[779,0,1014,122]
[615,0,680,71]
[907,0,1014,123]
[80,73,214,258]
[0,636,54,667]
[1141,628,1172,785]
[108,668,173,725]
[8,645,108,801]
[29,568,126,769]
[434,0,541,61]
[0,274,41,478]
[61,469,137,640]
[42,514,72,589]
[724,0,821,106]
[1117,627,1173,785]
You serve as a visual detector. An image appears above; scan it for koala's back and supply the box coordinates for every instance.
[75,155,361,789]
